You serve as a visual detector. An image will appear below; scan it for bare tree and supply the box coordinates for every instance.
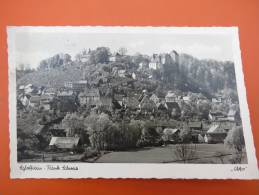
[174,143,197,163]
[173,124,197,163]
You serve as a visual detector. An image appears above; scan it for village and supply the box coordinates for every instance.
[16,48,245,163]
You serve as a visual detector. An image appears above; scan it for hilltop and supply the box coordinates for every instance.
[16,48,237,98]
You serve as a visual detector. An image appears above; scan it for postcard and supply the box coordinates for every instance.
[8,26,259,179]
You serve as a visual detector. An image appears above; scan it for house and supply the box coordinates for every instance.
[64,80,88,91]
[156,101,167,111]
[80,55,91,63]
[72,80,88,91]
[98,97,113,111]
[227,109,240,122]
[29,95,41,107]
[18,94,30,107]
[78,88,100,107]
[165,91,178,102]
[57,90,75,100]
[43,87,56,96]
[18,85,25,90]
[205,124,228,143]
[211,120,235,132]
[118,69,126,77]
[162,128,180,143]
[149,54,161,70]
[109,53,122,62]
[212,97,222,104]
[76,49,91,63]
[24,84,34,94]
[182,96,191,102]
[188,121,203,131]
[49,137,81,150]
[138,62,147,69]
[208,111,226,121]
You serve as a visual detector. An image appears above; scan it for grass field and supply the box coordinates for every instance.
[96,144,248,164]
[20,144,247,164]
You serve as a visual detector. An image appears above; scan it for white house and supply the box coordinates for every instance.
[149,54,161,70]
[165,91,177,102]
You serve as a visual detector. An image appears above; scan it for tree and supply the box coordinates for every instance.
[179,123,192,143]
[197,100,211,119]
[95,47,110,64]
[17,128,40,161]
[224,126,245,163]
[62,113,85,137]
[174,124,196,163]
[126,120,144,147]
[174,143,197,163]
[173,124,197,163]
[85,112,112,151]
[89,47,110,64]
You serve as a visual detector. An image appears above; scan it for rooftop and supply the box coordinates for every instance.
[49,137,80,149]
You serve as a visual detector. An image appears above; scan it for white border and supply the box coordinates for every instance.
[7,26,259,179]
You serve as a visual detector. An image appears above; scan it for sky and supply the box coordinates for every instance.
[10,27,235,69]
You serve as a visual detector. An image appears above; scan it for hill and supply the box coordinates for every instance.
[16,50,237,99]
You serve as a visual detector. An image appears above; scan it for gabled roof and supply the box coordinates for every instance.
[207,125,226,134]
[49,137,80,149]
[30,96,41,103]
[57,91,74,97]
[163,128,180,135]
[209,111,225,116]
[156,102,167,110]
[75,80,88,84]
[44,87,56,93]
[189,121,202,128]
[139,95,156,110]
[183,96,190,101]
[165,92,177,98]
[138,93,145,102]
[207,125,219,133]
[79,88,100,97]
[19,85,25,90]
[228,109,237,116]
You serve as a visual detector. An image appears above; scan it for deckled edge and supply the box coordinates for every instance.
[6,26,259,180]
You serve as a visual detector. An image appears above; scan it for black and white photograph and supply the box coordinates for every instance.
[8,26,258,179]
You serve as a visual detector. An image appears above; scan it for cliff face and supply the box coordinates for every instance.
[38,53,72,70]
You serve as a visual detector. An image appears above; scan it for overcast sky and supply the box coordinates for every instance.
[10,27,235,69]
